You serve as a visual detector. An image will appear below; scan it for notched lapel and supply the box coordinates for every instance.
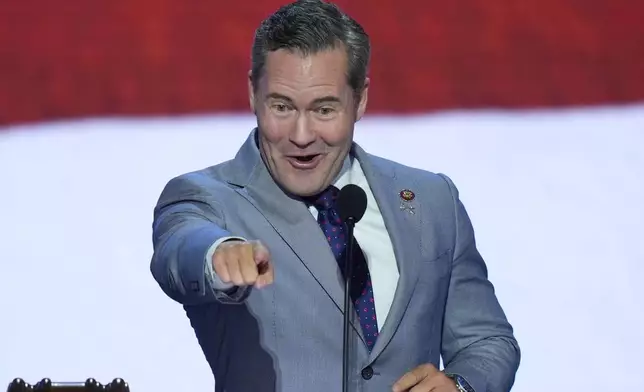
[238,177,366,341]
[357,150,424,362]
[225,136,366,341]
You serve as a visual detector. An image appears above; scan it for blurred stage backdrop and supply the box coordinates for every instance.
[1,1,643,391]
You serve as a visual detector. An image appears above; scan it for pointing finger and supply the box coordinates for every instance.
[252,240,270,265]
[251,241,273,288]
[255,259,274,288]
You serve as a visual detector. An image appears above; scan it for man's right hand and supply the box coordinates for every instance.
[212,240,274,289]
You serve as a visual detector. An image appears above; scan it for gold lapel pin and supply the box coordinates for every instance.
[399,189,416,214]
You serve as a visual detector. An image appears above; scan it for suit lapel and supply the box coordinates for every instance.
[354,146,423,362]
[224,131,366,340]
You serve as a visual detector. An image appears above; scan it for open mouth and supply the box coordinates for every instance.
[286,154,323,169]
[294,154,318,162]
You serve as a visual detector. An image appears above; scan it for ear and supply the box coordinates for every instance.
[248,70,256,113]
[356,77,369,121]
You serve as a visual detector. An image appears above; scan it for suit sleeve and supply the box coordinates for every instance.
[150,174,252,305]
[437,174,521,392]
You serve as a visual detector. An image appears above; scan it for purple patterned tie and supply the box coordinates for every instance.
[310,186,379,351]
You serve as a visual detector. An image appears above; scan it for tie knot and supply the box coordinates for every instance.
[310,185,339,211]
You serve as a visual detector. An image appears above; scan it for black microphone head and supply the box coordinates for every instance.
[336,184,367,223]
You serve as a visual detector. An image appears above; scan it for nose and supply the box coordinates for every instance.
[288,112,316,148]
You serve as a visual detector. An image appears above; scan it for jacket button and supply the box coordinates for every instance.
[361,366,374,380]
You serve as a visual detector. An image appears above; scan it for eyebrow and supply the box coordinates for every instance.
[265,93,341,105]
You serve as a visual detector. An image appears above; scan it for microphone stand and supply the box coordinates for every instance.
[342,217,357,392]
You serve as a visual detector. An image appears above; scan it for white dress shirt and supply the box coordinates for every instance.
[206,157,400,331]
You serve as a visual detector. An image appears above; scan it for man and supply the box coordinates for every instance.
[150,1,520,391]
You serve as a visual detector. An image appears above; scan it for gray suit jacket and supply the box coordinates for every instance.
[151,130,520,392]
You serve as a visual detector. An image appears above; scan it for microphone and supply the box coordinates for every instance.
[336,184,368,392]
[337,184,368,225]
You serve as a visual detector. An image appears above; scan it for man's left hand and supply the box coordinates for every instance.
[392,364,458,392]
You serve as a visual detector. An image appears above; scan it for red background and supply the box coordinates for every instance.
[1,0,643,125]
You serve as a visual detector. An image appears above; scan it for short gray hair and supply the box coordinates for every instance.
[251,0,370,96]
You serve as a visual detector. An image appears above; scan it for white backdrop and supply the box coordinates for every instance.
[1,105,643,391]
